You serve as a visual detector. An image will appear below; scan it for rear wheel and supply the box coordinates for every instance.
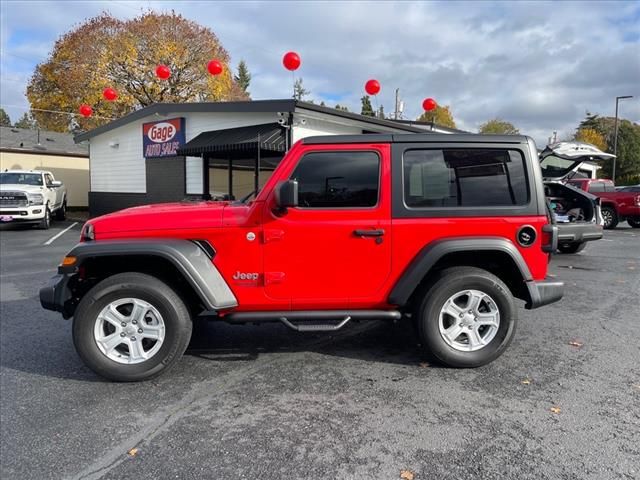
[73,272,192,382]
[601,206,618,229]
[54,200,67,220]
[627,217,640,228]
[558,242,587,254]
[414,267,517,368]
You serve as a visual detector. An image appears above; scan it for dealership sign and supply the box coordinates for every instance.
[142,117,186,158]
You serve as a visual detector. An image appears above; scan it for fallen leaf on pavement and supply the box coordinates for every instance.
[633,384,640,390]
[419,362,430,368]
[400,469,415,480]
[127,447,139,457]
[550,406,561,414]
[521,378,531,385]
[568,340,583,348]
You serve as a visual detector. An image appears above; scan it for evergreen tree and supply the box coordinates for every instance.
[234,60,251,97]
[361,96,375,117]
[0,108,10,127]
[378,105,385,119]
[14,112,38,129]
[293,78,310,101]
[335,104,349,112]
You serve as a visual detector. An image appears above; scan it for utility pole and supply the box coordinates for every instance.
[394,88,400,120]
[612,95,633,183]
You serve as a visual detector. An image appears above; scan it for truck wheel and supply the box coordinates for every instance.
[557,242,587,254]
[414,267,517,368]
[72,272,192,382]
[38,207,51,230]
[601,206,618,229]
[55,200,67,220]
[627,217,640,228]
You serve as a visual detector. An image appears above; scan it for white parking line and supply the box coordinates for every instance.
[43,222,78,245]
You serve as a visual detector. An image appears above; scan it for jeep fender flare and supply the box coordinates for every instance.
[63,239,237,310]
[388,237,533,307]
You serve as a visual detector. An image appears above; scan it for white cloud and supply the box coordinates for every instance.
[0,0,638,146]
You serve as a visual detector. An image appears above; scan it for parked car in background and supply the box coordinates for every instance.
[568,178,640,229]
[539,142,612,253]
[0,170,67,229]
[616,184,640,193]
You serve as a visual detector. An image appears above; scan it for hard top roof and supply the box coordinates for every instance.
[301,133,531,145]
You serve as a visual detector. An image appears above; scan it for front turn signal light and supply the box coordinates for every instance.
[61,256,77,267]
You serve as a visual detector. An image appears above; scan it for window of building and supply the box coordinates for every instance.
[403,149,529,208]
[291,151,380,208]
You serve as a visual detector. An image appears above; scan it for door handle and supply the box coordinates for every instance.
[353,229,385,237]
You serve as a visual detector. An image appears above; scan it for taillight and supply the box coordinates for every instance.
[635,195,640,206]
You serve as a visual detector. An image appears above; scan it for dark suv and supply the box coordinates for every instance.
[41,134,564,381]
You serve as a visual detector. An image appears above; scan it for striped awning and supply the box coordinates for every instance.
[177,123,285,156]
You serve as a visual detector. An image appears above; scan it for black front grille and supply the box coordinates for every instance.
[0,192,28,207]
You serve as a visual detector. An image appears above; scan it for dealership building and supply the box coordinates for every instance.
[74,99,458,216]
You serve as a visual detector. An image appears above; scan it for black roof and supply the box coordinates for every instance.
[73,99,435,143]
[1,126,88,157]
[302,133,530,145]
[177,123,285,156]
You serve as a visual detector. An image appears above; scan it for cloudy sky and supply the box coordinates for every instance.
[1,0,639,145]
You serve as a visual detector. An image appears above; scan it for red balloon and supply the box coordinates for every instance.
[102,87,118,101]
[207,60,223,75]
[155,64,171,80]
[282,51,301,71]
[365,79,380,96]
[422,98,437,111]
[79,104,93,118]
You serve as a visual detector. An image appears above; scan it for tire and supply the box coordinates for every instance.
[72,272,192,382]
[557,242,587,254]
[627,217,640,228]
[601,206,619,229]
[55,200,67,220]
[414,266,517,368]
[38,207,51,230]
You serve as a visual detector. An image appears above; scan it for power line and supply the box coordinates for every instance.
[1,104,115,120]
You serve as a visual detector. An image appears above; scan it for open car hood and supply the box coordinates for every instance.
[540,141,615,181]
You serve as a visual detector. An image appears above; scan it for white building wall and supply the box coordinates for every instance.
[88,111,279,193]
[291,117,362,144]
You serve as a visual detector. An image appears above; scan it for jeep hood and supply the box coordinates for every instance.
[90,201,229,236]
[540,141,615,181]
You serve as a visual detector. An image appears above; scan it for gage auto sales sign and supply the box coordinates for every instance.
[142,117,186,158]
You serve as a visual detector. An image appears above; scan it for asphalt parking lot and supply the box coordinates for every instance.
[1,220,639,480]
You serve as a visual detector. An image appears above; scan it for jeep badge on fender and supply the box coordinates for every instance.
[40,133,564,382]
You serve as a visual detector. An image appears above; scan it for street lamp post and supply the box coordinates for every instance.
[612,95,633,183]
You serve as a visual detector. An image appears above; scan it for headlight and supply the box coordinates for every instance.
[28,194,44,206]
[81,222,95,241]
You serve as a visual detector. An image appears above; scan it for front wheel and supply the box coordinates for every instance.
[627,217,640,228]
[73,272,192,382]
[38,207,51,230]
[558,242,587,254]
[414,267,517,368]
[55,200,67,220]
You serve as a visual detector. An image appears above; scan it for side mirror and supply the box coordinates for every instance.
[51,180,62,188]
[274,179,298,210]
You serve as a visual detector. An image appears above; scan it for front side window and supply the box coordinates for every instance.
[588,182,605,193]
[403,149,529,208]
[291,151,380,208]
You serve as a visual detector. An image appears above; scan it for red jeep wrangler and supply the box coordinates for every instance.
[41,134,564,381]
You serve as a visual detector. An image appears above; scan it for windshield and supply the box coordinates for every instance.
[539,155,580,178]
[0,173,43,186]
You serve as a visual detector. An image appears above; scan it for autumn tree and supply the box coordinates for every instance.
[478,118,519,135]
[0,108,11,127]
[575,128,607,151]
[361,96,375,117]
[417,105,456,128]
[27,11,248,132]
[234,60,251,97]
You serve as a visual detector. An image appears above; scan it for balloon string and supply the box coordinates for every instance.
[292,71,295,99]
[374,95,379,118]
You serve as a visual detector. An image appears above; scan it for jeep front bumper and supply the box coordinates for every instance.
[40,274,73,318]
[525,278,564,309]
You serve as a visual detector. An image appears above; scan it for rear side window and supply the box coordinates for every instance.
[291,151,380,208]
[403,149,529,208]
[588,182,605,192]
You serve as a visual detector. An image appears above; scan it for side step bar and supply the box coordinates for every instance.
[220,310,402,333]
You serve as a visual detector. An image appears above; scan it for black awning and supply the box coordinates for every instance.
[177,123,285,156]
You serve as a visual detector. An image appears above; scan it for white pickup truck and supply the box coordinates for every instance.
[0,170,67,229]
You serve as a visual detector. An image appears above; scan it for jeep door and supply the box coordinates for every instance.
[262,144,392,308]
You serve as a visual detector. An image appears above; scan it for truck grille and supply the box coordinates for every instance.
[0,192,28,207]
